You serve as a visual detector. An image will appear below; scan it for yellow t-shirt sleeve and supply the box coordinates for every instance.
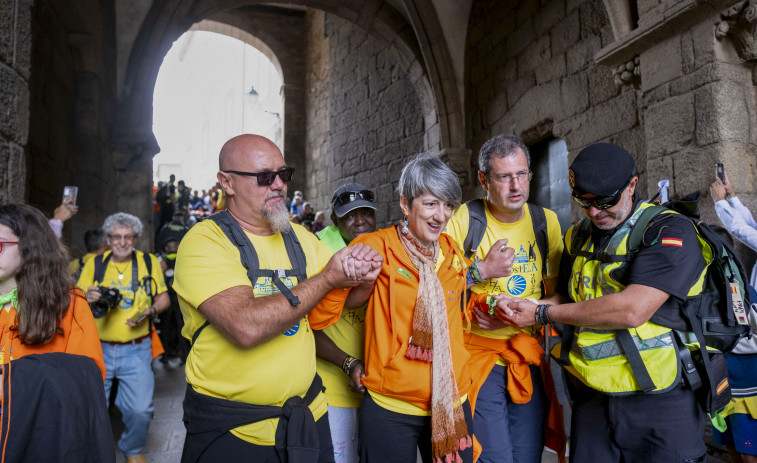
[444,203,471,255]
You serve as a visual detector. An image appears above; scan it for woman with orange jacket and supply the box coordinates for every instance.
[0,204,105,379]
[312,154,514,463]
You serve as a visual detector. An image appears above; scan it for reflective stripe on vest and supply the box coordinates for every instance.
[557,202,699,394]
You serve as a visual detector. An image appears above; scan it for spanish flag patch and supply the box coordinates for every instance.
[716,378,729,395]
[661,238,683,247]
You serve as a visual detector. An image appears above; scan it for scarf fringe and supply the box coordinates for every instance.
[406,344,433,362]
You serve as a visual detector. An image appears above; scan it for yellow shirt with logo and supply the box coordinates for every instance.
[77,250,167,342]
[445,201,563,340]
[173,220,334,446]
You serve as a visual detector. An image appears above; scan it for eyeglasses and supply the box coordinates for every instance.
[223,167,295,186]
[490,171,533,185]
[333,190,375,206]
[572,177,632,210]
[108,234,137,242]
[0,241,18,253]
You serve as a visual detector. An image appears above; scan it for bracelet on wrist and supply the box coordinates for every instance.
[467,260,485,285]
[486,295,497,316]
[342,355,359,375]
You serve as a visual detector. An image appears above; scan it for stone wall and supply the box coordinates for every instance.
[466,0,643,222]
[305,11,425,227]
[0,0,31,204]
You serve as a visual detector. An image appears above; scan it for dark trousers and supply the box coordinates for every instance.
[195,414,335,463]
[359,393,474,463]
[567,377,706,463]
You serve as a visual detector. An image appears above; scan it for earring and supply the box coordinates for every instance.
[401,217,409,234]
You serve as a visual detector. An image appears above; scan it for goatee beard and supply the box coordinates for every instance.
[264,201,292,234]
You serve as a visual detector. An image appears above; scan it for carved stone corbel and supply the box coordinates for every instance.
[612,55,640,87]
[716,0,757,62]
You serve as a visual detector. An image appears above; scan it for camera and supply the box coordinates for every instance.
[90,286,122,318]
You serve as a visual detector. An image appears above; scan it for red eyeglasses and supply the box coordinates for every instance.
[0,241,18,253]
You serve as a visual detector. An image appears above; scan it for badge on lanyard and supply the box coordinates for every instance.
[730,282,749,325]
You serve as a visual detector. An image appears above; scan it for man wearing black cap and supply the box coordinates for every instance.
[499,142,709,462]
[314,182,377,463]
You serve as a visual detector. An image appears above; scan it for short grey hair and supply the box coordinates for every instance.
[103,212,143,236]
[397,153,462,210]
[478,134,531,176]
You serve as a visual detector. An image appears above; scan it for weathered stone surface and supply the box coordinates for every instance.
[644,93,694,158]
[644,155,673,197]
[560,73,589,117]
[8,142,25,202]
[534,0,566,36]
[670,61,751,96]
[507,20,534,58]
[0,0,13,65]
[587,65,620,106]
[535,52,566,84]
[551,10,581,55]
[640,36,683,92]
[506,73,537,107]
[681,30,695,73]
[0,142,8,204]
[637,0,662,18]
[555,90,638,149]
[566,34,601,74]
[15,0,32,80]
[695,81,752,147]
[0,66,29,144]
[518,34,551,77]
[579,0,609,40]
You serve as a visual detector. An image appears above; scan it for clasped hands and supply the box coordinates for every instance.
[329,243,383,288]
[473,294,539,330]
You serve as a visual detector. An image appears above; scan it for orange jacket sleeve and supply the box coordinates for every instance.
[66,290,106,380]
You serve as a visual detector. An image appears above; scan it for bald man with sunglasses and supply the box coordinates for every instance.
[173,134,382,463]
[497,143,709,462]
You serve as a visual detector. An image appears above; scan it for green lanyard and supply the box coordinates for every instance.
[0,288,18,309]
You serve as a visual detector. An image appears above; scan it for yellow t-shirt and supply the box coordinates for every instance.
[445,201,563,340]
[173,220,333,445]
[77,250,167,342]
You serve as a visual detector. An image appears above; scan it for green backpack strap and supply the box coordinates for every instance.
[626,205,667,253]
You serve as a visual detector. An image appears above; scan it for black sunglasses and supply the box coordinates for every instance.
[572,176,632,210]
[333,190,375,206]
[223,167,295,186]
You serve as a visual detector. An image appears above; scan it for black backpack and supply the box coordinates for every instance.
[93,251,154,299]
[190,210,308,345]
[463,198,549,297]
[562,192,753,414]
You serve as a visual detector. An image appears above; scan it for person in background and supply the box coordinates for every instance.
[69,228,109,280]
[0,203,112,462]
[710,170,757,463]
[313,182,378,463]
[78,212,170,463]
[302,202,316,222]
[312,211,326,234]
[48,198,79,238]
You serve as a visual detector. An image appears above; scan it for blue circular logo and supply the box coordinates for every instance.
[284,322,300,336]
[507,275,527,296]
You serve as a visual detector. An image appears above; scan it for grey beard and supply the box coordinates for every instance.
[264,202,292,234]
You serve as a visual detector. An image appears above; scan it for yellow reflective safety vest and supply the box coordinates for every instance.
[553,202,711,395]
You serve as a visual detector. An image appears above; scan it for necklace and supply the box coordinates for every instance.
[112,261,130,280]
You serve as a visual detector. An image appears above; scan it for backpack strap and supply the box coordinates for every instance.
[528,204,549,297]
[93,254,109,285]
[615,329,657,393]
[463,198,486,259]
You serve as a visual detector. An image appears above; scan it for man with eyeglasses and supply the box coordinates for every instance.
[499,143,709,462]
[445,134,565,462]
[78,212,170,463]
[312,182,377,463]
[172,134,382,463]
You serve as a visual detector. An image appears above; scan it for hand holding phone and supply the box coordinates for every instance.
[129,312,147,325]
[62,186,78,208]
[716,163,725,183]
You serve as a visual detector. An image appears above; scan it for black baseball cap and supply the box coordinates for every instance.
[331,183,376,218]
[569,143,637,196]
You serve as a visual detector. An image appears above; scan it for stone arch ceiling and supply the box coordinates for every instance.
[117,0,465,157]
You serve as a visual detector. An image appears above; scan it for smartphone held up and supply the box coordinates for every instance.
[63,186,78,208]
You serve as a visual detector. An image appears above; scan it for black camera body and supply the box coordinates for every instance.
[90,286,122,318]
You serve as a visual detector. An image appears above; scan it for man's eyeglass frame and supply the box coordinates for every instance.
[223,167,295,186]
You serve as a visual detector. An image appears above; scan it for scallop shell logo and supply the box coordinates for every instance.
[284,321,300,336]
[569,168,575,188]
[506,274,527,296]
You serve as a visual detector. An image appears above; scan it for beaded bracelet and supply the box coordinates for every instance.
[535,304,553,325]
[467,260,485,285]
[486,295,497,315]
[342,355,359,375]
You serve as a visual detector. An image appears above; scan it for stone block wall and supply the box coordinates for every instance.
[305,11,425,227]
[467,0,641,221]
[0,0,32,204]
